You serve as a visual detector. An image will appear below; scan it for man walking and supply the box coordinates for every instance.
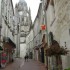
[24,54,29,62]
[24,55,26,62]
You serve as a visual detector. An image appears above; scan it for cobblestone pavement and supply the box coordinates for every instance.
[0,58,46,70]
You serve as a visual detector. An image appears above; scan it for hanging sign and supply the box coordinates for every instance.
[41,25,46,30]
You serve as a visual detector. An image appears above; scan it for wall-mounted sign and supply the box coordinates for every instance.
[41,25,46,30]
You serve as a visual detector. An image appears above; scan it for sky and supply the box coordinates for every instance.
[12,0,40,22]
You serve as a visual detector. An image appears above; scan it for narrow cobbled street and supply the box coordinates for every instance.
[0,58,46,70]
[0,0,70,70]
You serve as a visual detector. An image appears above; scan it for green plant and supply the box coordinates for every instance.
[65,68,70,70]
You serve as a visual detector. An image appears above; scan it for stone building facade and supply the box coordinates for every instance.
[54,0,70,69]
[43,0,70,69]
[33,3,48,66]
[33,3,43,61]
[1,0,15,42]
[14,3,20,57]
[14,0,32,58]
[0,0,16,64]
[26,29,33,59]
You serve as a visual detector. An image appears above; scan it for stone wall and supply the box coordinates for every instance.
[46,0,70,69]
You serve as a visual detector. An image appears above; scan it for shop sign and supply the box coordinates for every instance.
[41,25,46,30]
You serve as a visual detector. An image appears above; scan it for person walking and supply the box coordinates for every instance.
[24,55,26,62]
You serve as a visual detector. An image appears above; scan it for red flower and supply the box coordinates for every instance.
[1,60,6,63]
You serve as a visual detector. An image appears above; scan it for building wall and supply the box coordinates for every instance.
[20,44,26,58]
[1,0,14,44]
[54,0,70,69]
[46,0,70,69]
[14,0,32,57]
[33,18,40,48]
[14,3,21,57]
[33,3,46,61]
[26,30,33,53]
[33,3,43,48]
[0,0,2,25]
[0,0,15,63]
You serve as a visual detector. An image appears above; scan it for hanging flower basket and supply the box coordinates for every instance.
[46,40,69,56]
[35,47,39,50]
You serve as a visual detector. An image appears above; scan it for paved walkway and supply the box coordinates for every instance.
[0,58,46,70]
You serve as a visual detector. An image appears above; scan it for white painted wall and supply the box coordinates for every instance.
[15,0,32,57]
[26,29,33,51]
[20,44,27,58]
[1,0,14,41]
[46,0,70,69]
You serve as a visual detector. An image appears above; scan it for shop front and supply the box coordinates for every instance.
[3,37,16,64]
[0,46,3,67]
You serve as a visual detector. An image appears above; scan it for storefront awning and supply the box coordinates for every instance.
[3,37,16,48]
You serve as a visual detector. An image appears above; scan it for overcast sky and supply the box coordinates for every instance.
[12,0,40,22]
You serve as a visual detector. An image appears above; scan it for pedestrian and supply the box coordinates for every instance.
[24,56,26,62]
[24,53,29,62]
